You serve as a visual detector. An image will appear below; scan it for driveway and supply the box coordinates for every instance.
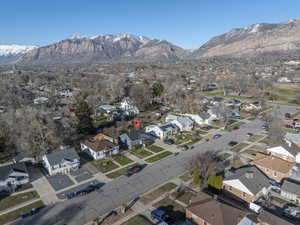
[18,105,297,225]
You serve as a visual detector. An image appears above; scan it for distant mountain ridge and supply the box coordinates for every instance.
[192,19,300,58]
[16,34,188,65]
[0,45,37,64]
[3,19,300,65]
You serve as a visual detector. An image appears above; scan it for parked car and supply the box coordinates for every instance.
[181,145,194,151]
[228,141,238,147]
[164,139,175,145]
[247,133,253,137]
[213,134,222,139]
[233,126,239,130]
[20,206,45,219]
[201,125,212,131]
[151,209,175,224]
[125,165,144,177]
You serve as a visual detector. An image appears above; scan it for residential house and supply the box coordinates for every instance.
[42,147,80,176]
[266,142,300,163]
[242,103,261,112]
[257,210,293,225]
[119,130,156,149]
[120,98,139,115]
[165,114,194,131]
[81,134,119,160]
[33,97,48,104]
[186,192,247,225]
[59,88,73,98]
[13,153,35,164]
[223,166,271,203]
[0,162,29,192]
[285,132,300,148]
[210,97,224,105]
[182,113,214,126]
[281,179,300,205]
[277,77,292,83]
[251,153,293,183]
[145,123,178,140]
[98,105,117,115]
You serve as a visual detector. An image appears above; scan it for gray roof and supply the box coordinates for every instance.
[45,148,79,166]
[123,130,156,142]
[177,117,194,126]
[281,179,300,195]
[0,162,28,181]
[160,123,177,132]
[199,112,210,120]
[224,166,270,195]
[285,133,300,146]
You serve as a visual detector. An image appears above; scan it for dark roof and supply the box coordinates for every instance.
[270,141,300,157]
[199,112,210,120]
[83,139,118,152]
[0,162,28,181]
[281,179,300,196]
[224,166,270,195]
[258,210,293,225]
[160,123,177,132]
[45,148,79,166]
[187,192,247,225]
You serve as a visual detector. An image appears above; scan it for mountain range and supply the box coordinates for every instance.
[2,19,300,65]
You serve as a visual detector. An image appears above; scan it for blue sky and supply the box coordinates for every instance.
[1,0,300,49]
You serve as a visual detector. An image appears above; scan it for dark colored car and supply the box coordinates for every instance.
[125,165,144,177]
[247,133,253,137]
[228,141,238,147]
[201,125,212,131]
[20,206,45,219]
[164,139,175,145]
[151,209,175,224]
[233,126,239,130]
[213,134,222,139]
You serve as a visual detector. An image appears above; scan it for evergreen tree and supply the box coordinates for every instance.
[75,100,94,135]
[152,82,164,98]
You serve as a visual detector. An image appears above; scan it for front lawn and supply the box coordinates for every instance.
[225,121,246,131]
[146,145,165,153]
[91,159,119,173]
[242,149,260,155]
[141,183,177,204]
[121,215,153,225]
[153,197,186,222]
[129,148,153,159]
[218,153,231,161]
[145,151,173,163]
[230,143,249,153]
[106,163,138,179]
[172,190,196,205]
[175,133,193,144]
[112,154,133,166]
[259,137,273,145]
[179,172,192,182]
[0,200,44,225]
[195,129,208,136]
[0,191,40,212]
[248,135,264,142]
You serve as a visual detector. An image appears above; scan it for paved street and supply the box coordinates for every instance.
[16,104,299,225]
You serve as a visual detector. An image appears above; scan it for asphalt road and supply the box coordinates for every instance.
[17,104,298,225]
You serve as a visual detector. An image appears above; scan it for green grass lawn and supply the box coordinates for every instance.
[179,172,192,182]
[259,137,273,145]
[153,197,186,222]
[91,159,119,173]
[218,153,231,161]
[270,86,300,105]
[247,117,256,121]
[195,129,208,136]
[225,121,246,131]
[282,127,298,134]
[106,163,138,179]
[172,190,196,205]
[247,135,264,142]
[112,154,133,166]
[0,200,44,225]
[141,183,177,204]
[145,151,173,163]
[175,133,194,144]
[129,148,153,159]
[0,191,40,212]
[121,215,153,225]
[231,158,245,168]
[92,117,108,128]
[146,145,165,153]
[230,143,249,153]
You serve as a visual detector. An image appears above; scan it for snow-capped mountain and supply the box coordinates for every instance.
[17,33,187,65]
[192,19,300,58]
[0,45,37,64]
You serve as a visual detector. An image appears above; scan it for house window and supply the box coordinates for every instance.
[274,171,277,177]
[242,192,246,198]
[229,186,232,191]
[266,168,269,172]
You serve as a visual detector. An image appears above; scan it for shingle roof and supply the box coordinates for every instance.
[45,148,79,166]
[258,210,293,225]
[270,141,300,157]
[187,192,247,225]
[83,139,118,152]
[252,153,294,174]
[0,162,28,181]
[281,179,300,196]
[224,166,270,195]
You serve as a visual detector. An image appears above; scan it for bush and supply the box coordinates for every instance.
[193,169,200,185]
[208,175,223,190]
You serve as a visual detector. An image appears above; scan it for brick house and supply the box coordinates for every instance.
[251,153,293,183]
[186,192,247,225]
[222,166,270,203]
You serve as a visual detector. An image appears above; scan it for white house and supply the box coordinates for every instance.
[0,162,29,192]
[267,143,300,163]
[59,88,73,98]
[81,134,119,160]
[33,97,49,105]
[165,114,194,131]
[281,179,300,205]
[42,147,80,176]
[120,98,139,115]
[242,103,261,112]
[145,123,178,140]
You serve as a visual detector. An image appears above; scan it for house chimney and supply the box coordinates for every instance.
[245,171,254,179]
